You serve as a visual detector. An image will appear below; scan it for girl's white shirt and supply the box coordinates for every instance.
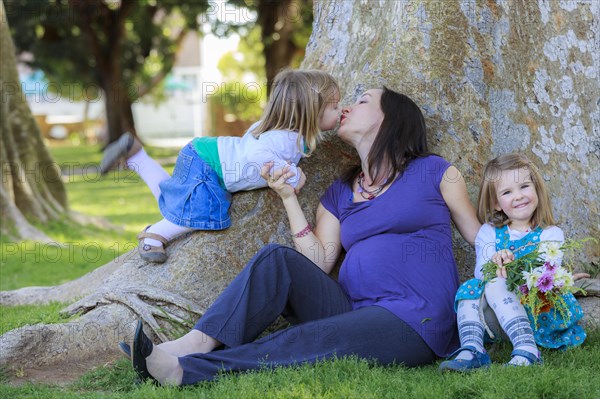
[473,223,565,280]
[217,122,304,192]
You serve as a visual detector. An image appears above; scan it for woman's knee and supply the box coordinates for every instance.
[253,244,291,263]
[248,244,294,273]
[251,244,314,280]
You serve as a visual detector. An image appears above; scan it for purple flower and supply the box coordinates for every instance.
[519,284,529,295]
[543,261,556,272]
[536,272,555,293]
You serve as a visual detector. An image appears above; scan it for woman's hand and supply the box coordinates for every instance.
[493,249,514,278]
[573,272,591,281]
[260,162,305,199]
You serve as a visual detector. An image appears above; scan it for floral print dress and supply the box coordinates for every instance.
[454,225,586,349]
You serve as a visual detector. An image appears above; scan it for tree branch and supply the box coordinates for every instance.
[117,0,136,28]
[69,0,107,72]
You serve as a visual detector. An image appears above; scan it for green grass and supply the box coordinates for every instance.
[1,143,600,397]
[1,330,599,398]
[47,142,105,167]
[0,302,78,336]
[0,144,177,291]
[47,142,178,172]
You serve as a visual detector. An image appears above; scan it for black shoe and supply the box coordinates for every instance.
[132,319,157,383]
[118,341,131,359]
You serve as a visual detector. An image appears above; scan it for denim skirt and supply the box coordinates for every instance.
[158,143,231,230]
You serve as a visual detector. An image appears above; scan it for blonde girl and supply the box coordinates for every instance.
[100,69,340,263]
[440,153,586,372]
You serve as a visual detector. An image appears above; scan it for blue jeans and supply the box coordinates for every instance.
[178,244,436,385]
[158,143,231,229]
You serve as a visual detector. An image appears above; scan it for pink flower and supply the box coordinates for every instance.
[536,272,555,293]
[543,261,556,272]
[519,284,529,295]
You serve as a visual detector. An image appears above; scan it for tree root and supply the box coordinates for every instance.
[62,285,205,342]
[0,304,136,371]
[0,283,206,374]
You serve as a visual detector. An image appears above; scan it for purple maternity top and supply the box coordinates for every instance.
[320,155,460,356]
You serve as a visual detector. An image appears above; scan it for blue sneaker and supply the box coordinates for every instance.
[439,346,491,372]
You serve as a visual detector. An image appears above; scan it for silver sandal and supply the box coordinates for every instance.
[137,226,168,264]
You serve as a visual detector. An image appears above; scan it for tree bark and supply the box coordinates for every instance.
[71,0,138,144]
[101,72,136,142]
[258,0,303,92]
[0,0,67,242]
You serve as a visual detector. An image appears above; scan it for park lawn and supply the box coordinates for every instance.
[1,143,600,397]
[0,143,177,291]
[1,330,599,398]
[0,302,78,336]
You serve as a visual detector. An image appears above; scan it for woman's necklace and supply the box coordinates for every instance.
[357,172,384,200]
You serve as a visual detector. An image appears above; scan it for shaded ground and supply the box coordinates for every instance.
[5,351,122,386]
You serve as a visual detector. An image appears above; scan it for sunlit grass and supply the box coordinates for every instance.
[0,143,178,291]
[1,330,599,398]
[0,302,77,336]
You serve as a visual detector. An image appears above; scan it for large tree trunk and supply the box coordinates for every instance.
[305,0,599,274]
[1,0,599,382]
[0,1,67,242]
[70,0,138,145]
[101,71,137,143]
[258,0,304,91]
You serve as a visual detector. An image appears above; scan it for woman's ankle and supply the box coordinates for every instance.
[156,330,220,356]
[146,347,183,385]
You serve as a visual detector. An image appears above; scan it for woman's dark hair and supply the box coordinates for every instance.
[343,87,429,187]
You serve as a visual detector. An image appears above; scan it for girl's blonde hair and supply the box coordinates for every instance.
[252,69,339,156]
[477,153,556,228]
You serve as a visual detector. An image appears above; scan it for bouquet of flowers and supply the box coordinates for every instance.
[481,240,588,328]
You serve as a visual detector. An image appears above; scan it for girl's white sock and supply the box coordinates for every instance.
[127,149,170,201]
[456,298,486,359]
[144,219,194,247]
[484,278,539,363]
[508,355,534,366]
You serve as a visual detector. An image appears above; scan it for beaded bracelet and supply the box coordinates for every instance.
[292,224,313,238]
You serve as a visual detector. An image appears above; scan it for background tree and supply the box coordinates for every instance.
[0,0,66,241]
[209,25,266,128]
[6,0,209,144]
[208,1,313,129]
[212,0,313,92]
[256,0,312,91]
[7,0,312,144]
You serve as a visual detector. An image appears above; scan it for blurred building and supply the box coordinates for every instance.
[20,31,241,145]
[133,32,207,142]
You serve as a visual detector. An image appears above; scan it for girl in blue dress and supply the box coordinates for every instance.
[440,153,588,372]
